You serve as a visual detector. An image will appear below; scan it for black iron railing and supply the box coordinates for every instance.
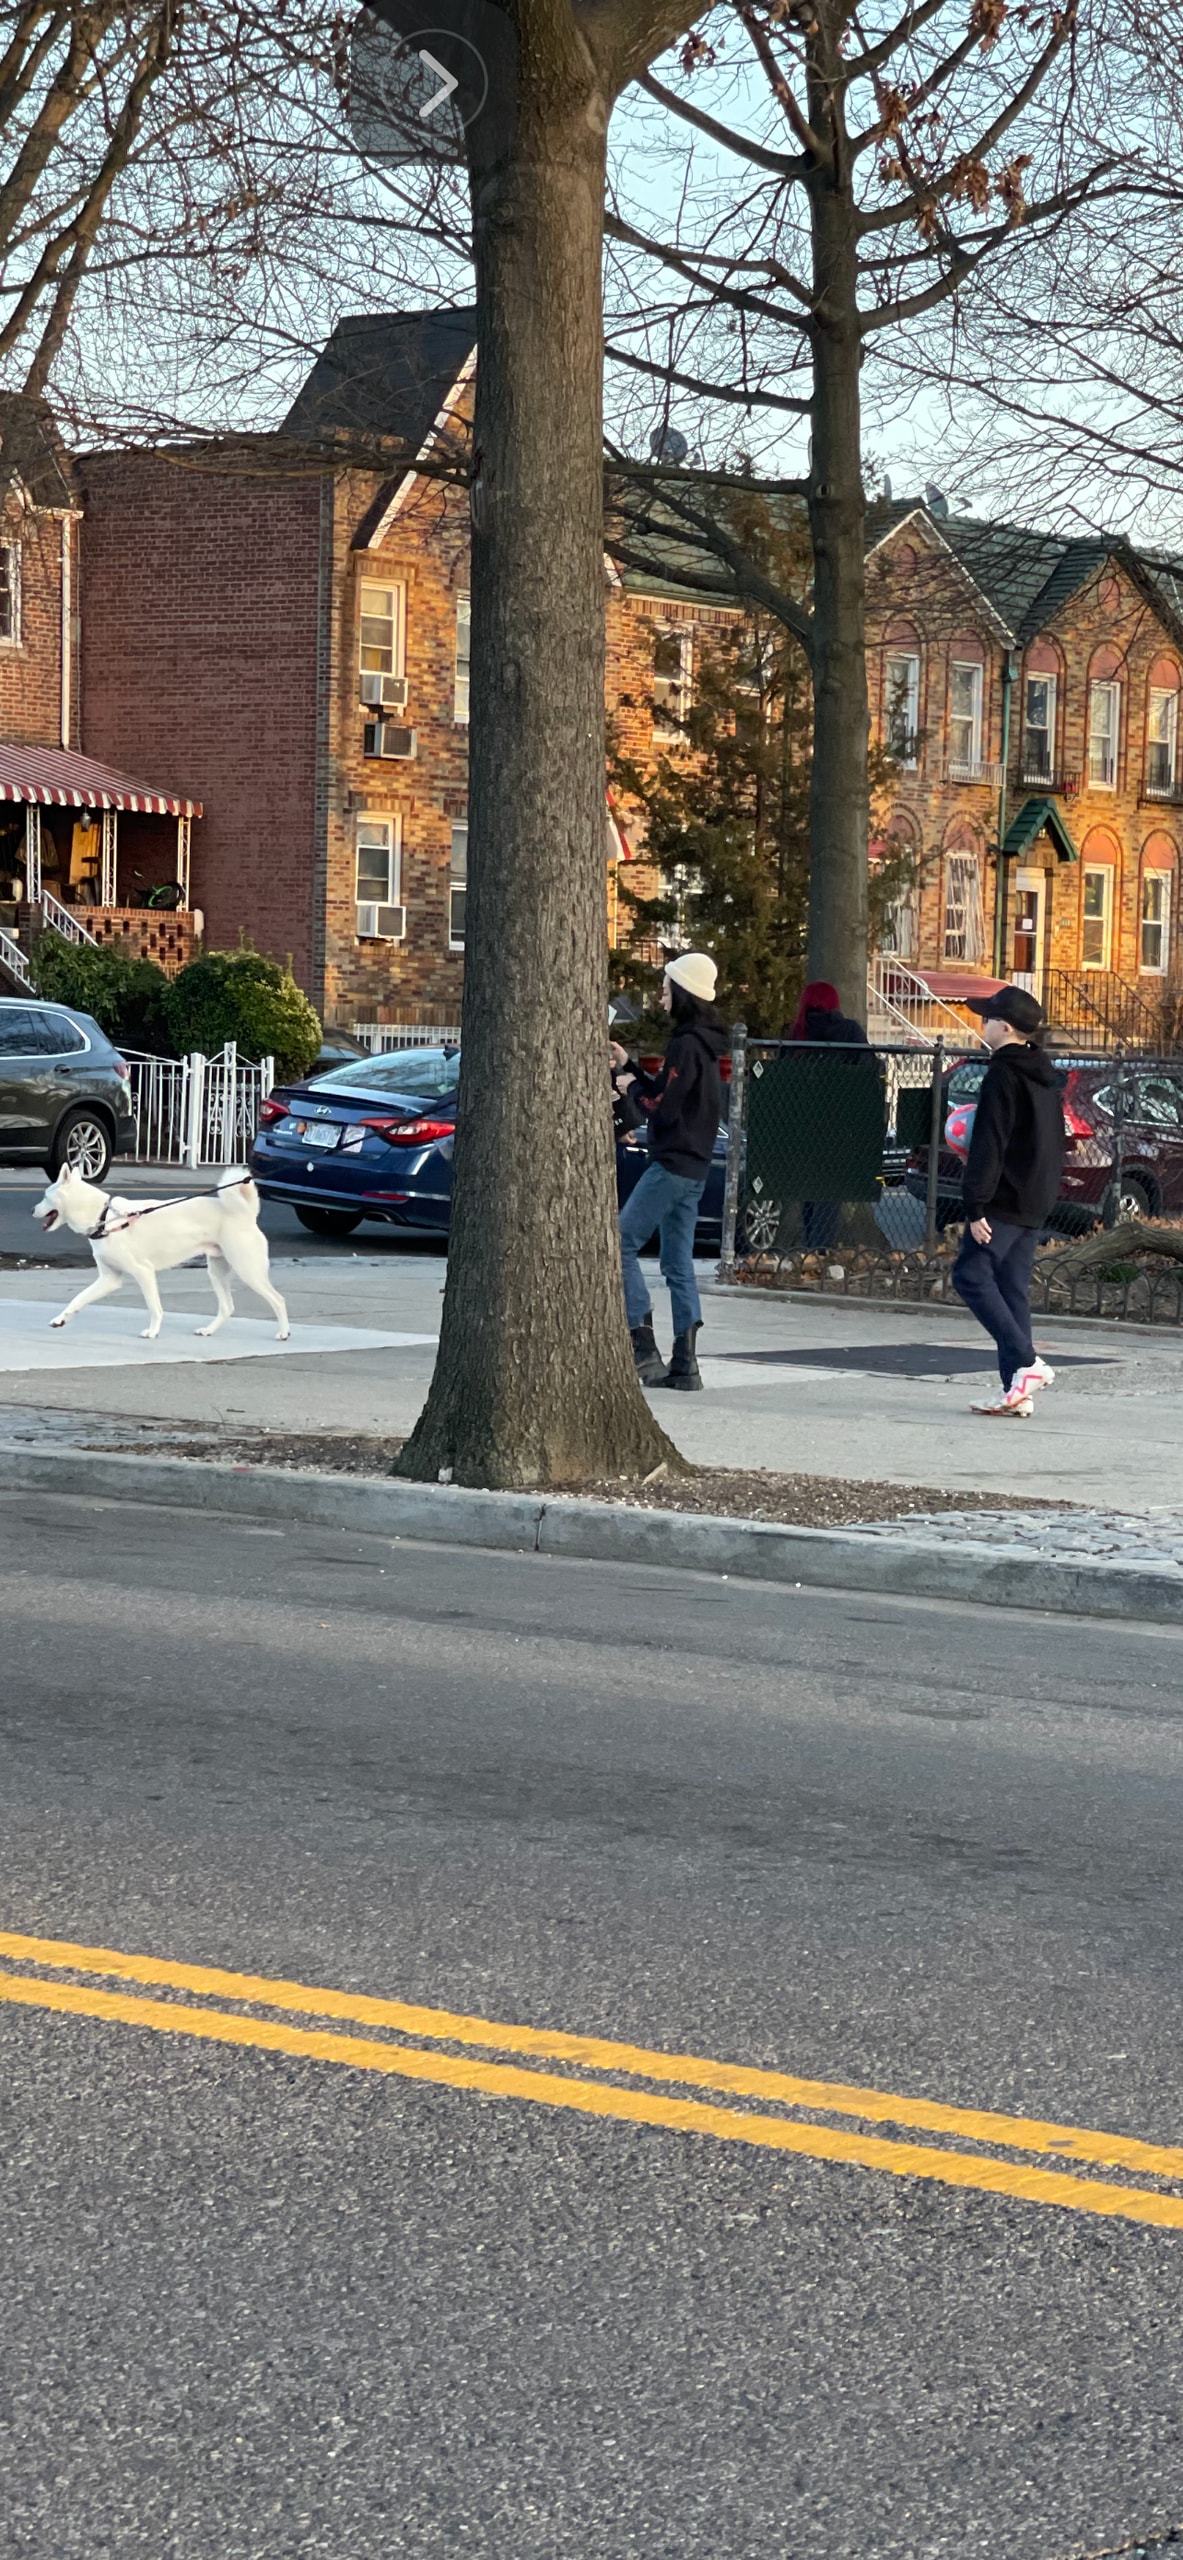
[1043,967,1176,1052]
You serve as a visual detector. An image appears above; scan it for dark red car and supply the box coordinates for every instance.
[905,1054,1183,1232]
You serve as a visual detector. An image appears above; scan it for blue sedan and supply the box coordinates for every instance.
[250,1046,727,1244]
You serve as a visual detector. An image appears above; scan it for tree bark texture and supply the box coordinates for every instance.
[804,10,869,1023]
[396,73,679,1487]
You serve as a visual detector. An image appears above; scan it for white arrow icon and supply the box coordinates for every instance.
[417,49,458,118]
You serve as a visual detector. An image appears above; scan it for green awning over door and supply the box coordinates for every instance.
[1001,797,1079,862]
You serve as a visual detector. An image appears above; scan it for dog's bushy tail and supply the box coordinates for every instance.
[216,1167,258,1213]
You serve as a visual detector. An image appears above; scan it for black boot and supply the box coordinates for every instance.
[630,1319,668,1385]
[656,1325,703,1391]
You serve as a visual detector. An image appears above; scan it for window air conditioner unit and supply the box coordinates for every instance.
[360,672,409,710]
[363,720,417,760]
[356,902,406,941]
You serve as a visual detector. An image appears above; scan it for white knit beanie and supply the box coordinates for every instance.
[664,951,717,1003]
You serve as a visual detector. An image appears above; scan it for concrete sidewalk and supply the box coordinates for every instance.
[0,1247,1171,1509]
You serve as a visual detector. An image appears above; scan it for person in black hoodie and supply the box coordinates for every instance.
[953,983,1065,1417]
[611,951,727,1391]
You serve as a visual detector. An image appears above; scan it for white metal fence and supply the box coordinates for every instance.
[124,1044,274,1167]
[351,1021,461,1052]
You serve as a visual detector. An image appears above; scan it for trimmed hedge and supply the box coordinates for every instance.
[161,948,321,1080]
[29,932,173,1052]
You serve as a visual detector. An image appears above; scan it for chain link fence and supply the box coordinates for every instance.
[719,1030,1183,1325]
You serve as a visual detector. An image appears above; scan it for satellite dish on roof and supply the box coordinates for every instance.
[650,424,689,466]
[926,481,950,518]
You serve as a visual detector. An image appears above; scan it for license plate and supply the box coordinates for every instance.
[300,1121,339,1149]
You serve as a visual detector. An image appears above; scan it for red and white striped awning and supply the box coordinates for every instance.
[0,743,201,818]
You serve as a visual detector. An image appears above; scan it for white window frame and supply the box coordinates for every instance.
[1087,680,1121,790]
[1022,672,1056,781]
[948,661,983,774]
[652,625,694,737]
[453,594,470,724]
[1141,868,1172,975]
[878,888,917,960]
[942,850,986,964]
[1147,688,1178,797]
[449,820,467,948]
[358,581,406,687]
[884,652,920,767]
[1081,863,1114,970]
[355,811,400,918]
[0,540,21,645]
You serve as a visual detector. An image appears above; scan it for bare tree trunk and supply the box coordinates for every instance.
[805,57,869,1024]
[395,91,679,1488]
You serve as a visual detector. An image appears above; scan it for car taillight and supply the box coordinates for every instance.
[112,1055,131,1083]
[360,1116,456,1145]
[259,1096,289,1125]
[1063,1101,1094,1138]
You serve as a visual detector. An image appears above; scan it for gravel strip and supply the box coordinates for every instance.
[80,1429,1076,1529]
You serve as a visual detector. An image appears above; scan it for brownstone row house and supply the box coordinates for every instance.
[865,499,1183,1044]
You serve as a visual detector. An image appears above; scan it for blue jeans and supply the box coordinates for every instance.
[952,1219,1039,1388]
[619,1160,706,1341]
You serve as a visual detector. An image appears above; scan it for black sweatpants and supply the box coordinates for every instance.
[952,1219,1039,1389]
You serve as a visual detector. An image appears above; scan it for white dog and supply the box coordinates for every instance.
[34,1165,290,1341]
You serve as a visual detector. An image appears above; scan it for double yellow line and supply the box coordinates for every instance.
[2,1927,1182,2230]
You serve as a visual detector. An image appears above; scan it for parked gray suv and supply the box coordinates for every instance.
[0,998,136,1180]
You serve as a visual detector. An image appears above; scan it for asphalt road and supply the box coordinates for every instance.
[3,1494,1183,2558]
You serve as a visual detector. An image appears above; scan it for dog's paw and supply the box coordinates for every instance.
[50,1315,68,1329]
[140,1326,162,1340]
[277,1326,291,1341]
[194,1323,217,1338]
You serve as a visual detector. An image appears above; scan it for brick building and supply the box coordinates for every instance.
[865,500,1183,1041]
[75,309,730,1036]
[0,398,202,997]
[22,319,1177,1046]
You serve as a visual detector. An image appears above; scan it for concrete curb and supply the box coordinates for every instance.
[1,1439,1180,1625]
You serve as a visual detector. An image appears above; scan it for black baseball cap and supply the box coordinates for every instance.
[966,984,1046,1036]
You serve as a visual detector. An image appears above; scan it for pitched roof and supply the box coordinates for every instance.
[283,308,477,449]
[868,496,1183,653]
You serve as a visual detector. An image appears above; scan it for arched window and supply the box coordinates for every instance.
[947,635,987,780]
[1080,825,1121,969]
[882,620,922,767]
[1140,829,1177,975]
[872,813,920,958]
[942,824,986,965]
[1021,637,1063,785]
[1145,656,1182,802]
[1087,644,1124,791]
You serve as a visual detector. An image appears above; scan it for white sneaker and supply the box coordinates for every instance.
[1024,1356,1056,1389]
[972,1382,1034,1417]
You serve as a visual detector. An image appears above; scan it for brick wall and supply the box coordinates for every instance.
[80,452,324,989]
[322,467,470,1025]
[320,489,739,1025]
[0,500,76,747]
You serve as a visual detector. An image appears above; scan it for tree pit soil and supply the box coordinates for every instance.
[81,1428,1078,1528]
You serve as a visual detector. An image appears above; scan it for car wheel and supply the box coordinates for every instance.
[1102,1173,1154,1226]
[51,1109,112,1182]
[742,1194,783,1253]
[294,1206,364,1238]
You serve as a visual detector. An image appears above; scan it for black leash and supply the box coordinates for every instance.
[87,1175,252,1241]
